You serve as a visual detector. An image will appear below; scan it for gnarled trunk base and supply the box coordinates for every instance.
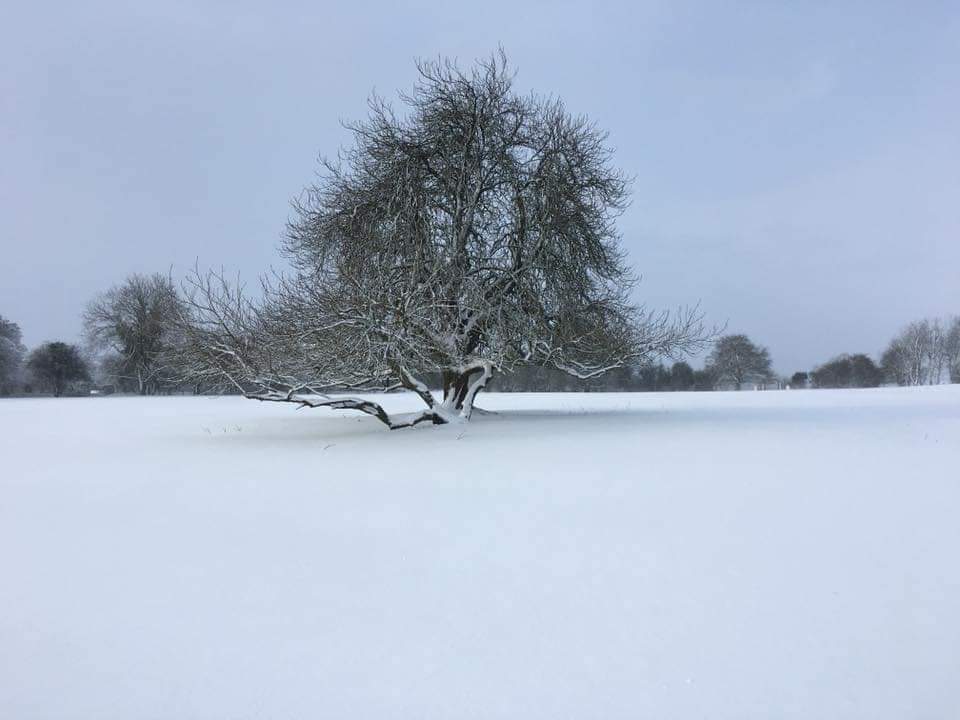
[440,363,493,420]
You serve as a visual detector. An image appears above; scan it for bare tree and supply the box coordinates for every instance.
[84,274,184,395]
[177,53,711,429]
[881,318,953,386]
[946,317,960,383]
[925,319,947,385]
[706,334,772,390]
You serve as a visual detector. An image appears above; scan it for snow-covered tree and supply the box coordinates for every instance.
[705,334,772,390]
[83,274,184,395]
[177,53,710,429]
[0,315,27,395]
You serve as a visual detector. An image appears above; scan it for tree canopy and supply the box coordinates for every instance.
[26,342,89,397]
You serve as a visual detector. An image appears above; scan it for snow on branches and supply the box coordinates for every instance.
[175,52,711,429]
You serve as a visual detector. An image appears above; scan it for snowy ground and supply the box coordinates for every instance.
[2,387,959,719]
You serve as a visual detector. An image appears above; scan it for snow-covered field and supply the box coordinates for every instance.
[2,387,959,719]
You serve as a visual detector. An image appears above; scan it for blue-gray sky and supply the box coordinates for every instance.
[2,0,958,372]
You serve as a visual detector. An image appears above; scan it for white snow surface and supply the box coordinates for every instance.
[2,387,959,719]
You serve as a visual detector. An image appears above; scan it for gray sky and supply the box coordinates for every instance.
[2,0,958,373]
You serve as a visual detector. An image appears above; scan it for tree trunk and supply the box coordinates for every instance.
[440,364,493,419]
[441,370,457,406]
[442,370,474,410]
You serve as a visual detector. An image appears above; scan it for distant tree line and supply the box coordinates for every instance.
[1,308,779,396]
[787,315,960,389]
[491,333,780,392]
[3,296,958,399]
[490,360,715,392]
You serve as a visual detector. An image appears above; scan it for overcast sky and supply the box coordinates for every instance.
[2,0,958,372]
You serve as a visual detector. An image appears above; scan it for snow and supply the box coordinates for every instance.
[2,386,959,718]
